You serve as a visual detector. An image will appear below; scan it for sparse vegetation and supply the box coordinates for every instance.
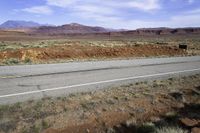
[156,126,188,133]
[165,112,178,119]
[23,57,32,64]
[3,58,19,65]
[0,34,200,51]
[0,43,185,65]
[137,122,156,133]
[0,74,200,133]
[0,34,199,65]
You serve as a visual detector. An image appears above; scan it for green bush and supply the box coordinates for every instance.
[24,58,32,64]
[137,122,156,133]
[3,58,19,65]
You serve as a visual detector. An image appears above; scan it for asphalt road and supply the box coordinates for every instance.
[0,56,200,104]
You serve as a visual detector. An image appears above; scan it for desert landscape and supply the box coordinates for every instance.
[0,21,200,133]
[0,22,200,65]
[0,74,200,133]
[0,0,200,133]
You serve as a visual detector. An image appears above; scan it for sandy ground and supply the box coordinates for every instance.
[0,74,200,133]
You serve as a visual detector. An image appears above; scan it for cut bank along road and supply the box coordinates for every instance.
[0,56,200,104]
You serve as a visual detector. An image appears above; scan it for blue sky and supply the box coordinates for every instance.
[0,0,200,29]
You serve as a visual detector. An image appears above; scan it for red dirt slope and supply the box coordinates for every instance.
[0,44,185,63]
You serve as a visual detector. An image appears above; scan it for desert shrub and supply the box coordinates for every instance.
[24,58,32,64]
[22,120,50,133]
[137,122,156,133]
[42,120,49,129]
[0,105,9,118]
[0,120,17,133]
[21,127,29,133]
[135,44,140,47]
[0,105,9,112]
[3,58,19,65]
[30,125,40,133]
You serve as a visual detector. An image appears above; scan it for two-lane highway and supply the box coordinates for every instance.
[0,56,200,104]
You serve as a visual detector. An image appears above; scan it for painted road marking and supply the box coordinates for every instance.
[0,68,200,98]
[0,75,21,79]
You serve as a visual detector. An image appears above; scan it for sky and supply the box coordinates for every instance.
[0,0,200,29]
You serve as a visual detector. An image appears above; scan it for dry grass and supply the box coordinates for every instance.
[0,74,199,133]
[156,127,188,133]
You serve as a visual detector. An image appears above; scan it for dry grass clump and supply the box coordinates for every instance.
[156,126,188,133]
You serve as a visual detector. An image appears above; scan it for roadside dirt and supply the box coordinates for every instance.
[0,44,185,64]
[0,74,199,133]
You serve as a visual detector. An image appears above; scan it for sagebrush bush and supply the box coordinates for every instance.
[3,58,19,65]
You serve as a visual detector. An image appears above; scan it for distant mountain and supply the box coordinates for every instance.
[136,27,200,35]
[109,27,200,36]
[136,27,170,30]
[0,20,42,29]
[1,20,199,35]
[29,23,112,35]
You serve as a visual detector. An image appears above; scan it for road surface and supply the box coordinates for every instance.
[0,56,200,104]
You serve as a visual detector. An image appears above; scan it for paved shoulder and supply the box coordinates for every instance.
[0,56,200,78]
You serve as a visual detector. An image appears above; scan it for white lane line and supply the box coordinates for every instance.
[0,75,21,79]
[0,68,200,98]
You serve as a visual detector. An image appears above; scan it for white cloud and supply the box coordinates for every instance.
[22,6,53,15]
[71,11,121,23]
[107,16,199,29]
[167,14,200,27]
[72,8,200,29]
[127,0,160,11]
[66,0,200,29]
[47,0,76,7]
[19,0,161,18]
[46,0,161,12]
[62,0,161,28]
[18,0,200,29]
